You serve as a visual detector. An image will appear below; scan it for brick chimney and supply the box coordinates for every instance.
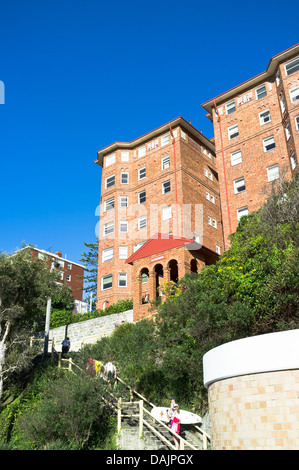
[55,251,62,258]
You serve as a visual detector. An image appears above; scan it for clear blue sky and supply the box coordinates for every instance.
[0,0,298,272]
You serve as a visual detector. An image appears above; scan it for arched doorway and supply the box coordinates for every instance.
[190,259,198,274]
[140,267,150,304]
[154,264,164,299]
[168,259,178,283]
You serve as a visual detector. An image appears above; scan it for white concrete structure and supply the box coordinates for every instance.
[203,329,299,388]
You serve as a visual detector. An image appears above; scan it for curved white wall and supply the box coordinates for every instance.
[203,329,299,388]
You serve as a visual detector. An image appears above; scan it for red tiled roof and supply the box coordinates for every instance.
[125,233,194,265]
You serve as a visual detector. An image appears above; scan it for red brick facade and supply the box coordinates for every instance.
[202,44,299,249]
[95,117,223,316]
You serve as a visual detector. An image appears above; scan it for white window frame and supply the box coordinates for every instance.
[121,172,129,184]
[259,109,271,125]
[119,220,128,233]
[121,150,129,162]
[161,156,170,170]
[118,272,127,288]
[105,174,115,189]
[280,94,286,113]
[228,124,239,140]
[276,70,281,86]
[162,205,172,221]
[225,100,236,115]
[138,167,146,180]
[104,196,115,212]
[119,195,128,208]
[161,133,170,147]
[231,149,242,166]
[216,245,221,255]
[295,115,299,131]
[138,190,146,204]
[119,246,128,259]
[66,274,71,282]
[233,177,246,194]
[181,130,186,140]
[103,221,114,237]
[237,206,248,221]
[138,215,146,230]
[208,216,217,229]
[210,194,215,204]
[285,123,291,141]
[105,153,116,167]
[101,274,113,291]
[290,152,297,170]
[285,57,299,76]
[255,84,267,100]
[162,180,171,194]
[289,86,299,104]
[67,262,72,269]
[102,247,113,263]
[138,145,146,158]
[263,135,276,152]
[267,163,280,182]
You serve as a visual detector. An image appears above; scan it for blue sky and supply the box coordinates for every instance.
[0,0,298,285]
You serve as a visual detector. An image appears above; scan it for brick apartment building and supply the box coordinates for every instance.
[21,246,85,304]
[95,44,299,320]
[202,43,299,249]
[95,117,224,319]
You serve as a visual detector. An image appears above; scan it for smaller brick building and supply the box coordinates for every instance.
[126,233,218,321]
[21,246,85,302]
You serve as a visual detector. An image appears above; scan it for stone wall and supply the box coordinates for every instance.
[203,329,299,450]
[48,309,133,352]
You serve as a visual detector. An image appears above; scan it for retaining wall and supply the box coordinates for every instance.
[48,309,133,352]
[203,330,299,450]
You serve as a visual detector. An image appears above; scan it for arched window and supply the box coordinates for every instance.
[168,259,178,283]
[190,259,198,274]
[103,301,110,310]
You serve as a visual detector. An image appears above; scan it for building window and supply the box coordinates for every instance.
[285,123,291,141]
[103,221,114,237]
[104,196,115,212]
[226,100,236,115]
[102,274,112,290]
[138,190,146,204]
[121,172,129,184]
[276,70,281,86]
[290,152,297,170]
[66,274,71,282]
[161,133,170,147]
[38,252,46,260]
[280,94,286,113]
[289,86,299,104]
[234,177,246,194]
[162,205,172,220]
[228,124,239,140]
[121,150,129,162]
[141,272,148,284]
[162,180,171,194]
[67,262,72,269]
[138,167,146,180]
[231,149,242,166]
[216,245,221,255]
[134,241,145,252]
[105,174,115,189]
[138,216,146,230]
[206,192,215,203]
[237,206,248,221]
[255,84,267,100]
[295,115,299,131]
[105,153,116,167]
[259,109,271,125]
[119,220,128,233]
[102,247,113,263]
[208,216,217,229]
[161,156,170,169]
[204,168,213,181]
[181,130,186,139]
[267,163,280,182]
[119,246,128,259]
[263,135,276,152]
[118,273,127,288]
[138,145,146,158]
[120,195,128,208]
[285,57,299,76]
